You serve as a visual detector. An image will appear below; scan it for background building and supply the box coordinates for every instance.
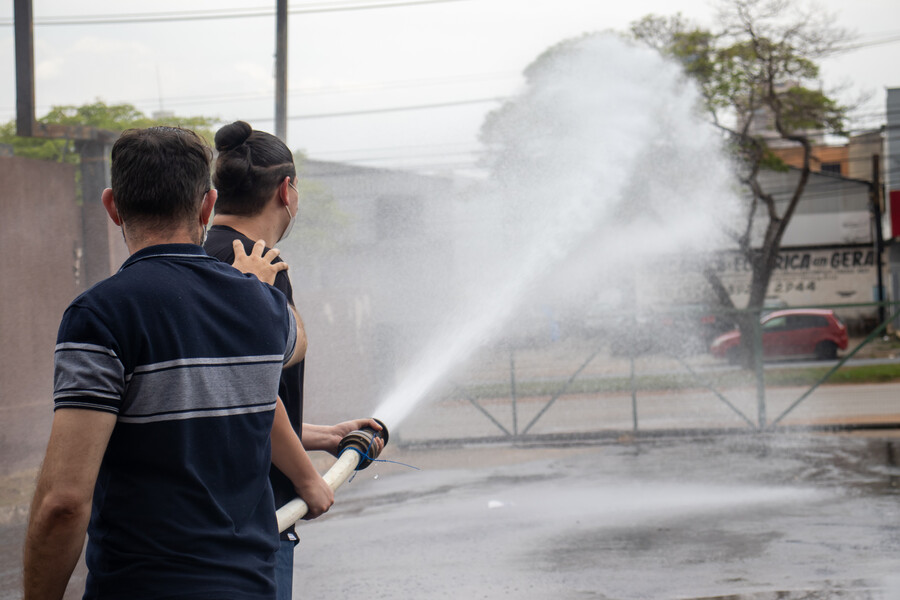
[282,160,462,424]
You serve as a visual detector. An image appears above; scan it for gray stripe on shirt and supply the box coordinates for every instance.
[120,360,283,418]
[54,347,125,406]
[55,342,119,357]
[117,400,276,424]
[130,354,285,378]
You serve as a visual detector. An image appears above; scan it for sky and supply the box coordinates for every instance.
[1,0,899,176]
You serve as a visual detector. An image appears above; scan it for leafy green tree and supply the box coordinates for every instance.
[0,99,216,166]
[631,0,851,358]
[0,100,217,203]
[1,102,349,257]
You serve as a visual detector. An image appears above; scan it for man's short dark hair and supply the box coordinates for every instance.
[110,127,213,229]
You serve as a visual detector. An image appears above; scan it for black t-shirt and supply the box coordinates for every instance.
[204,225,305,531]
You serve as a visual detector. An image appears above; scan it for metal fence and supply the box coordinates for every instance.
[425,301,900,441]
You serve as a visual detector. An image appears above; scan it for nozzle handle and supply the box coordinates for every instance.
[337,418,389,470]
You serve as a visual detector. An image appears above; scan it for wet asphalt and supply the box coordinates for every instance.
[3,434,899,599]
[288,433,900,600]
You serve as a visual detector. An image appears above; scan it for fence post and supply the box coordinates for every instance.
[630,354,638,432]
[77,139,115,290]
[509,345,518,437]
[753,309,766,429]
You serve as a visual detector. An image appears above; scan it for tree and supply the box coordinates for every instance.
[0,100,218,204]
[1,101,348,256]
[631,0,850,363]
[0,100,216,167]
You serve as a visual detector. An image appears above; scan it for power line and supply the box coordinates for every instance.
[302,136,888,169]
[326,149,481,164]
[247,96,506,121]
[0,71,520,116]
[311,136,898,174]
[0,0,470,26]
[312,139,480,156]
[139,72,516,108]
[829,33,900,54]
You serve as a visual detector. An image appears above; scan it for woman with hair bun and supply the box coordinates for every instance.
[204,121,383,600]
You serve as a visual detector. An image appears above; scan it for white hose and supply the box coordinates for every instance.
[276,450,362,532]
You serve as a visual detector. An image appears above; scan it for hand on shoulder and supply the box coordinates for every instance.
[231,239,287,285]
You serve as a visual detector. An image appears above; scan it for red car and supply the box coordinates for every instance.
[710,309,848,362]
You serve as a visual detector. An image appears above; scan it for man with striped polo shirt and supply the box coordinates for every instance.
[23,126,331,600]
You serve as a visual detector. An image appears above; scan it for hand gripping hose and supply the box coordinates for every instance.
[276,419,389,532]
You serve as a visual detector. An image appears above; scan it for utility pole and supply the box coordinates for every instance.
[14,0,35,136]
[13,0,120,289]
[872,154,886,324]
[275,0,288,141]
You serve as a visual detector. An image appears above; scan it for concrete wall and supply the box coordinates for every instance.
[282,160,459,425]
[0,157,80,476]
[0,153,460,471]
[751,168,872,247]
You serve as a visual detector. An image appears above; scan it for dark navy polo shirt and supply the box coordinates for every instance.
[53,244,296,599]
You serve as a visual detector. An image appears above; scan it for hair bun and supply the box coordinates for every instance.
[214,121,253,152]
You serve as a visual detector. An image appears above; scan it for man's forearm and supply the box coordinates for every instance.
[271,399,319,484]
[300,419,383,457]
[23,409,115,600]
[299,424,336,452]
[272,398,332,500]
[23,481,92,599]
[271,397,334,518]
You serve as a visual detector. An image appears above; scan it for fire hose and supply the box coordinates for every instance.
[276,419,389,532]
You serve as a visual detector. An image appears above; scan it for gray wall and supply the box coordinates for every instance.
[283,160,459,425]
[0,157,81,476]
[753,168,872,246]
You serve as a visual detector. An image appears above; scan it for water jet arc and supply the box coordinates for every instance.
[276,420,389,532]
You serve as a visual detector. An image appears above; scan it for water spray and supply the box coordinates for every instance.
[276,419,389,532]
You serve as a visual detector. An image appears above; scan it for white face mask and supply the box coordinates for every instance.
[279,204,296,242]
[279,182,299,242]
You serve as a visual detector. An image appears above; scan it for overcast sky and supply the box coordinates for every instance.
[2,0,899,175]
